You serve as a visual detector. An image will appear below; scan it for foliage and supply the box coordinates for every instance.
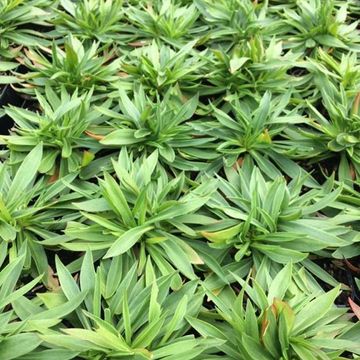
[282,0,360,53]
[96,86,218,169]
[191,264,360,359]
[0,0,50,58]
[2,86,103,175]
[30,254,221,359]
[0,0,360,359]
[53,0,128,44]
[289,77,360,182]
[201,37,303,96]
[127,0,203,44]
[19,35,122,94]
[202,160,358,264]
[121,40,206,95]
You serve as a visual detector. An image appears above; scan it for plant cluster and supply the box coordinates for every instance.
[0,0,360,359]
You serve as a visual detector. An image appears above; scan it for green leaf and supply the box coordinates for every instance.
[229,57,249,73]
[19,349,79,360]
[293,286,340,335]
[132,317,165,348]
[100,172,135,227]
[100,129,144,145]
[241,333,273,360]
[267,262,292,302]
[0,275,42,309]
[6,143,43,207]
[201,224,241,243]
[104,225,154,258]
[253,244,307,263]
[0,333,42,359]
[55,256,80,300]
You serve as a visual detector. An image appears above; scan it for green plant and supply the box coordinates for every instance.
[190,265,360,359]
[121,40,205,95]
[201,37,303,96]
[193,91,316,183]
[2,86,103,176]
[1,1,360,358]
[201,160,358,264]
[53,0,129,44]
[0,145,84,282]
[0,252,43,358]
[19,35,122,94]
[43,150,218,280]
[127,1,203,45]
[306,48,360,97]
[292,78,360,182]
[0,0,50,59]
[194,0,278,47]
[282,0,360,53]
[19,254,222,359]
[95,86,218,170]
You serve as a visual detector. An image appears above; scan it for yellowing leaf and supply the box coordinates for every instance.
[201,224,241,243]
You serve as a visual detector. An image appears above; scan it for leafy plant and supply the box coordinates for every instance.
[201,160,358,264]
[0,145,84,281]
[193,91,316,183]
[45,150,218,280]
[202,37,303,96]
[292,77,360,182]
[19,254,221,359]
[0,0,50,59]
[306,48,360,96]
[0,252,43,359]
[194,0,278,47]
[95,86,218,170]
[19,35,122,94]
[282,0,360,53]
[2,86,103,176]
[190,265,360,359]
[1,1,360,359]
[127,1,203,45]
[121,40,205,95]
[53,0,129,44]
